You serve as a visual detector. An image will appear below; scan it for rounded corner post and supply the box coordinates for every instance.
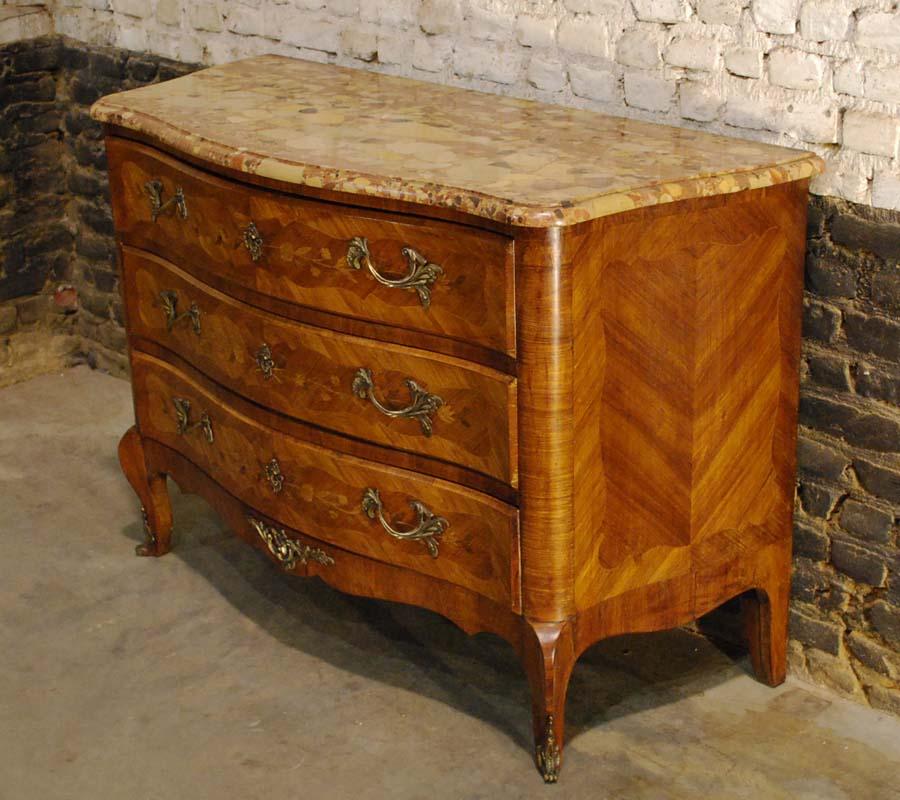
[514,225,577,623]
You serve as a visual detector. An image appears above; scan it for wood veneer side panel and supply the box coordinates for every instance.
[571,217,608,615]
[572,200,697,612]
[691,182,808,636]
[515,226,576,621]
[572,536,788,652]
[690,181,809,599]
[572,183,810,620]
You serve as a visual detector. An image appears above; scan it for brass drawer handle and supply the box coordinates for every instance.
[242,222,264,262]
[145,179,187,222]
[346,236,443,310]
[159,290,201,334]
[361,487,448,558]
[255,343,276,380]
[172,397,214,443]
[264,457,284,494]
[351,367,443,437]
[248,516,334,571]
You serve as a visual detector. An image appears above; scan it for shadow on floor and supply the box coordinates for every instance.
[122,479,756,757]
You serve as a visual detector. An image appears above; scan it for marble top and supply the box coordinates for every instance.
[91,55,823,228]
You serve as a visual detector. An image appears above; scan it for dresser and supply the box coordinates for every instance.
[92,56,822,783]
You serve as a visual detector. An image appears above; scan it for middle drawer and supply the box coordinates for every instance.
[123,248,517,485]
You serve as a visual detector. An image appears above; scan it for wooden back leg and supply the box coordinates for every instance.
[742,577,790,687]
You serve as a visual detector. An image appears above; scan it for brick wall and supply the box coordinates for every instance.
[60,40,195,371]
[0,35,79,384]
[0,38,68,307]
[50,0,900,212]
[0,17,897,712]
[0,34,194,378]
[791,197,900,713]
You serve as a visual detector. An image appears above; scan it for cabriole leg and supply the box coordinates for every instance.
[118,426,173,557]
[520,619,576,783]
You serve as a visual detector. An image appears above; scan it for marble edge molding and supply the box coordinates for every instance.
[90,99,824,229]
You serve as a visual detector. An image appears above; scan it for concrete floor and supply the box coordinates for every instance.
[1,366,899,800]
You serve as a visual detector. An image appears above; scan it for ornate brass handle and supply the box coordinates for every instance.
[248,516,334,571]
[144,179,187,222]
[242,222,264,262]
[255,343,275,380]
[159,290,201,334]
[351,367,443,437]
[264,457,284,494]
[361,487,448,558]
[172,397,214,444]
[346,236,443,310]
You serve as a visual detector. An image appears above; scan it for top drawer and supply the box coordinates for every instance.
[106,137,515,356]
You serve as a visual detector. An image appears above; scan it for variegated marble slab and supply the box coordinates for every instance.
[91,55,823,228]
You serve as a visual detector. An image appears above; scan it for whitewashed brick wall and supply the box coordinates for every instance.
[44,0,900,210]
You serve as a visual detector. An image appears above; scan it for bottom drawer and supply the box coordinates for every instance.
[132,351,519,608]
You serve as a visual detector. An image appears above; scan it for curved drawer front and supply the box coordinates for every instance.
[124,249,516,485]
[132,352,519,607]
[108,137,514,356]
